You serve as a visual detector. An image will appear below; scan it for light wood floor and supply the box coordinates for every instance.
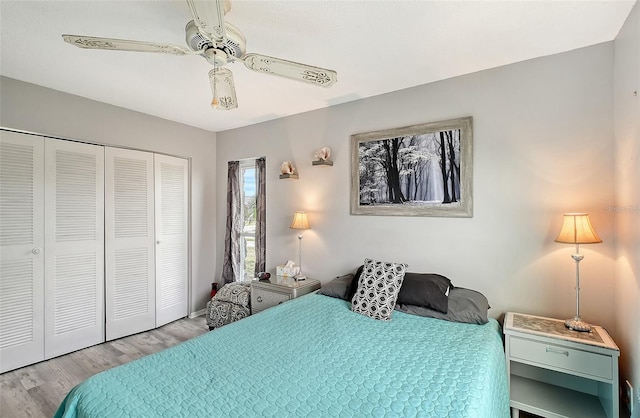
[0,316,208,418]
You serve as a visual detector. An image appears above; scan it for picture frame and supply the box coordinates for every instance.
[351,116,473,217]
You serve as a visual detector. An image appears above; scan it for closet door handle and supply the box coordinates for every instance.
[156,240,160,245]
[32,247,42,255]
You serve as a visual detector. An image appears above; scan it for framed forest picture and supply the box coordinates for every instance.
[351,116,473,217]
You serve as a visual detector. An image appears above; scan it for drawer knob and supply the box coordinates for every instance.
[256,296,263,303]
[546,347,569,356]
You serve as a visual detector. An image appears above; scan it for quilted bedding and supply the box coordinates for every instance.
[55,293,509,418]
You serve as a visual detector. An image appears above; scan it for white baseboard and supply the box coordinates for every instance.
[189,308,206,318]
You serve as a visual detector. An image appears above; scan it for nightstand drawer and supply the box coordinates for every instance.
[252,290,290,312]
[510,336,612,380]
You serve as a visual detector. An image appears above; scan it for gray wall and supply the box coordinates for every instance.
[0,76,217,314]
[217,43,618,333]
[614,1,640,409]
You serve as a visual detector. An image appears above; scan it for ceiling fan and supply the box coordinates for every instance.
[62,0,337,110]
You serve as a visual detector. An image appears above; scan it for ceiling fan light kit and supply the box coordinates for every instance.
[62,0,337,110]
[209,67,237,110]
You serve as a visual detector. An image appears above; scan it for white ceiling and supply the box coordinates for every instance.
[1,1,636,133]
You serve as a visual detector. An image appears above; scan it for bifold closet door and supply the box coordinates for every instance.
[154,154,189,327]
[0,131,45,373]
[44,139,105,359]
[105,148,156,341]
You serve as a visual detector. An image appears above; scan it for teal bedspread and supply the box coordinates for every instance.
[55,294,509,417]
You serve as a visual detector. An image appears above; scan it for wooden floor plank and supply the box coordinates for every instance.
[1,377,42,418]
[27,386,59,418]
[0,316,208,418]
[16,365,47,391]
[108,338,145,358]
[50,354,92,383]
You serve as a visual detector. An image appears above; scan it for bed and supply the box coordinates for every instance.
[55,292,509,417]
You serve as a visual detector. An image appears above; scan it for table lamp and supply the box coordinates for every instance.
[290,211,310,280]
[555,212,602,332]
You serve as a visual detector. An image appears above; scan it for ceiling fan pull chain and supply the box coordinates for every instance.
[212,62,219,108]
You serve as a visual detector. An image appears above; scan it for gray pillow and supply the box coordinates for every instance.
[395,287,489,324]
[317,274,354,300]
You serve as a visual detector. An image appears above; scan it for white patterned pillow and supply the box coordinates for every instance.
[351,258,407,321]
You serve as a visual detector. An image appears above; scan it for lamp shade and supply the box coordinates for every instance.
[555,213,602,244]
[290,211,310,230]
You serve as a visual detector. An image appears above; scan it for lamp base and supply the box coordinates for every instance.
[565,317,591,332]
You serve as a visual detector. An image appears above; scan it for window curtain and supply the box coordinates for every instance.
[222,161,241,283]
[254,157,266,275]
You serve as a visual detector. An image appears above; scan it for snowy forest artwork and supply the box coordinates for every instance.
[351,117,473,217]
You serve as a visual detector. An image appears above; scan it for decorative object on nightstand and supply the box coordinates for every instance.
[504,312,619,418]
[276,260,300,278]
[555,212,602,332]
[290,211,310,280]
[279,161,298,179]
[312,146,333,166]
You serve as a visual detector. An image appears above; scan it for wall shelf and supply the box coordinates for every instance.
[279,173,299,180]
[312,159,333,166]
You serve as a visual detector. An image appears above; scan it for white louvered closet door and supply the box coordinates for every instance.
[0,131,45,373]
[44,139,105,358]
[154,154,189,327]
[105,148,155,341]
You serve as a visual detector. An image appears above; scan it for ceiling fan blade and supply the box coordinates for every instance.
[242,53,337,87]
[62,35,193,55]
[186,0,228,44]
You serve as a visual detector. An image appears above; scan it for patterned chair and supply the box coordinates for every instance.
[205,282,251,330]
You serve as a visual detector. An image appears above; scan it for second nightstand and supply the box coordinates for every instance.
[504,312,619,418]
[251,276,320,314]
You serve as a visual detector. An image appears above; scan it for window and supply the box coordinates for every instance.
[223,157,264,283]
[239,160,256,281]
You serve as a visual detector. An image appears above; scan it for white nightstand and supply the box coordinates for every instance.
[251,276,320,314]
[504,312,619,418]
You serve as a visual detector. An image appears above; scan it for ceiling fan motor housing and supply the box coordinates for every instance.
[185,20,246,60]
